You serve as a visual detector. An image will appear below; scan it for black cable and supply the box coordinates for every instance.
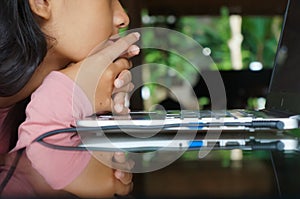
[0,148,24,195]
[33,126,184,152]
[270,151,282,198]
[33,127,94,151]
[32,119,286,152]
[34,119,285,146]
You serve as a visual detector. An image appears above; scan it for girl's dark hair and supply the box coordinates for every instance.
[0,0,47,97]
[0,0,48,150]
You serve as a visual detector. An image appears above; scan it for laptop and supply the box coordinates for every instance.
[75,0,300,152]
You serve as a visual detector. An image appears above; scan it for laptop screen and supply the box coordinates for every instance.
[266,0,300,115]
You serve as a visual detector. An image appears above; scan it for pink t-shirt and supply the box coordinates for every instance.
[12,71,93,190]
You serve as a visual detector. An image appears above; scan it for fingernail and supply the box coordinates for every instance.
[129,45,140,55]
[114,104,123,113]
[115,152,125,156]
[115,171,124,179]
[133,32,140,39]
[114,79,124,88]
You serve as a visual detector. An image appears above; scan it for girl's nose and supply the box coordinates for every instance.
[114,1,130,29]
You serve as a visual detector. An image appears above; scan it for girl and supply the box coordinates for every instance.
[0,0,140,198]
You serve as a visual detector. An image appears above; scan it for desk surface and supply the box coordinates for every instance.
[131,150,300,198]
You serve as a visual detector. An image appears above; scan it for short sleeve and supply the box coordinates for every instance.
[14,71,93,189]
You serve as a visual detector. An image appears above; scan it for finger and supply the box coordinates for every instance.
[114,181,133,196]
[90,34,137,57]
[113,153,135,169]
[112,93,131,114]
[101,32,140,63]
[112,92,125,112]
[113,103,130,115]
[100,35,140,59]
[92,152,135,171]
[111,159,135,172]
[120,45,140,59]
[113,92,126,105]
[113,152,126,163]
[92,152,115,167]
[114,70,132,89]
[114,171,132,185]
[113,92,130,108]
[98,61,131,92]
[87,40,114,57]
[113,83,134,94]
[114,58,132,72]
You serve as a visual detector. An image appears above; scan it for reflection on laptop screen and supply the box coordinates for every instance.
[267,0,300,115]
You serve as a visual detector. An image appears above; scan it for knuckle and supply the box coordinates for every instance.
[101,50,116,63]
[114,94,125,104]
[118,38,131,49]
[124,70,132,81]
[127,83,134,92]
[104,68,116,80]
[129,83,135,91]
[116,58,130,69]
[124,173,133,184]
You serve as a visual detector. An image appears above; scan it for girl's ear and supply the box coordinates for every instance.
[28,0,52,20]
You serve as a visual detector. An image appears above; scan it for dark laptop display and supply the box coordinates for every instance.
[267,0,300,115]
